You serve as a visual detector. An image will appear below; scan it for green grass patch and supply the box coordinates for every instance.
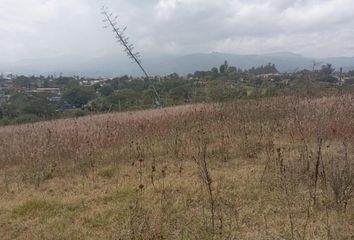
[13,199,59,218]
[12,198,81,219]
[102,186,138,205]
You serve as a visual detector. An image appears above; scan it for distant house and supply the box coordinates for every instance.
[343,77,354,85]
[48,96,61,102]
[34,88,61,95]
[257,73,281,80]
[3,72,14,80]
[80,78,109,86]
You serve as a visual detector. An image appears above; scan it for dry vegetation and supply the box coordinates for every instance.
[1,96,354,239]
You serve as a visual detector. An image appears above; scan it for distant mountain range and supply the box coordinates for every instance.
[1,52,354,77]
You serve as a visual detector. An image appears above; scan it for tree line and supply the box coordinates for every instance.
[1,61,353,125]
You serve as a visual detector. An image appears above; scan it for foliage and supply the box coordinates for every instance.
[2,61,352,126]
[98,84,114,96]
[2,93,56,119]
[62,86,96,107]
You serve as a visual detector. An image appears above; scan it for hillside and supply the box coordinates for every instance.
[1,96,353,239]
[2,52,354,77]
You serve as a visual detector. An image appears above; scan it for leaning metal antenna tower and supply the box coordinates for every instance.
[101,6,161,106]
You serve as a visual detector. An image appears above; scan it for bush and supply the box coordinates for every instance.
[14,114,40,124]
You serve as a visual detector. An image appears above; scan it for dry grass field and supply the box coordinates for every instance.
[1,96,354,239]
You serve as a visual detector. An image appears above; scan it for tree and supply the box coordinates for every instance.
[43,78,50,88]
[23,96,56,117]
[320,64,335,76]
[62,86,96,107]
[227,66,237,74]
[54,77,77,88]
[211,67,219,79]
[99,84,114,96]
[3,93,56,118]
[86,97,112,112]
[219,60,229,74]
[169,84,193,102]
[15,76,31,88]
[194,71,207,79]
[264,63,278,74]
[319,64,336,83]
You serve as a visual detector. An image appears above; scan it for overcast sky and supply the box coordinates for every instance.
[1,0,354,62]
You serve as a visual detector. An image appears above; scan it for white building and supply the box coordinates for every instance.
[3,72,14,80]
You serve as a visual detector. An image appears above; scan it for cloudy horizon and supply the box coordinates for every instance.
[1,0,354,65]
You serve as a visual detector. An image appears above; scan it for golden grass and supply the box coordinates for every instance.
[0,96,354,239]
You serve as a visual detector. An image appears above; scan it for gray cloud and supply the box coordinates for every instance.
[0,0,353,64]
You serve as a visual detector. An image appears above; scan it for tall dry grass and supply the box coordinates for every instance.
[0,95,354,239]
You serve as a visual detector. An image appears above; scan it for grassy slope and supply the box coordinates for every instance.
[0,97,354,239]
